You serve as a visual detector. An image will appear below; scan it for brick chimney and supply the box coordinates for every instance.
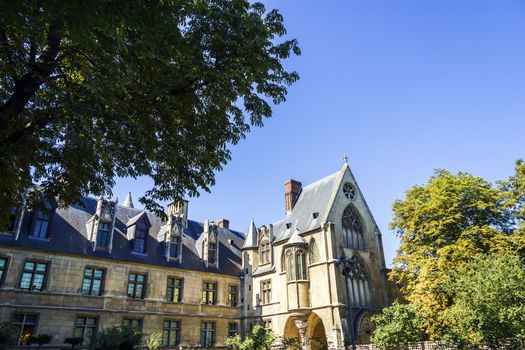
[285,179,302,214]
[217,219,230,229]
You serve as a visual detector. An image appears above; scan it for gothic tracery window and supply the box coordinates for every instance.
[342,206,366,250]
[285,248,307,281]
[309,239,320,264]
[345,258,371,307]
[343,182,356,200]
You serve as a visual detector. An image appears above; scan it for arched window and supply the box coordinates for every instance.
[286,248,307,281]
[346,258,371,307]
[309,239,320,264]
[342,206,366,250]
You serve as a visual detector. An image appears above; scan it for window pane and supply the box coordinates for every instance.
[82,279,92,294]
[94,269,104,278]
[136,274,144,283]
[73,327,83,338]
[20,273,32,289]
[135,284,143,298]
[24,262,35,271]
[32,274,44,290]
[36,263,46,272]
[92,280,102,295]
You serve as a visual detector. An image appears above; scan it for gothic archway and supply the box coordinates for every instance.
[306,313,327,350]
[355,311,376,345]
[283,317,300,339]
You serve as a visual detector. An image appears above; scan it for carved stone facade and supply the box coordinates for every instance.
[0,163,391,349]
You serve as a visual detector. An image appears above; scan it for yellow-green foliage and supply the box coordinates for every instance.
[389,162,525,338]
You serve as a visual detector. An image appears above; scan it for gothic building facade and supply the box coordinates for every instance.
[0,162,391,348]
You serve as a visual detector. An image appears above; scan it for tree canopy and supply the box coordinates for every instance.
[0,0,300,219]
[388,161,525,340]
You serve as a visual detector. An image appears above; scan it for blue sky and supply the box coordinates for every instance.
[115,0,525,267]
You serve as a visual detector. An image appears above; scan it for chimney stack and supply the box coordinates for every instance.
[285,179,302,214]
[217,219,230,229]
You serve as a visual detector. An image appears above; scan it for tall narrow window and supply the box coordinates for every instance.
[13,314,37,345]
[261,280,272,304]
[259,239,271,265]
[0,257,7,285]
[96,222,110,247]
[20,261,47,291]
[342,206,366,250]
[296,251,306,280]
[286,251,295,281]
[162,320,180,346]
[200,322,215,347]
[74,317,97,345]
[31,203,52,239]
[310,239,320,264]
[228,285,238,306]
[81,268,105,296]
[170,236,181,258]
[346,258,371,307]
[208,242,216,264]
[127,273,146,299]
[133,220,147,254]
[167,277,183,303]
[201,282,216,305]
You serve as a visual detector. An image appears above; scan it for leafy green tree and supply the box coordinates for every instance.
[371,302,425,350]
[225,325,274,350]
[145,331,162,350]
[440,253,525,349]
[389,169,523,335]
[89,325,141,350]
[0,0,300,222]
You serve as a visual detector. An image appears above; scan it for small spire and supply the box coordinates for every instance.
[122,192,134,208]
[343,154,349,165]
[242,218,258,249]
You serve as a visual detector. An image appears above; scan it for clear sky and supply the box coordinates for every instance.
[114,0,525,267]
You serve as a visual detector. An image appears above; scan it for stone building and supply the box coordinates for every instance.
[0,161,391,348]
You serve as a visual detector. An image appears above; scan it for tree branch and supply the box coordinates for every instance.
[0,21,63,141]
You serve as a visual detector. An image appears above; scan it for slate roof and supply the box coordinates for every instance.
[0,197,244,277]
[272,168,343,243]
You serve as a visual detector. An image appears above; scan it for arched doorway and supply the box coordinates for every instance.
[306,313,328,350]
[355,311,376,345]
[283,317,300,339]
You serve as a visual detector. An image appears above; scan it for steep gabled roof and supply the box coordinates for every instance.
[273,167,344,243]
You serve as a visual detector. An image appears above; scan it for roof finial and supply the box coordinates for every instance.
[343,154,349,164]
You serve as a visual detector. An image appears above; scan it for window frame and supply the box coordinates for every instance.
[166,277,183,303]
[228,322,238,337]
[261,280,272,304]
[81,267,106,296]
[122,318,143,330]
[96,222,111,248]
[0,255,9,286]
[132,219,148,254]
[73,316,98,346]
[259,239,271,265]
[200,321,215,348]
[228,284,238,307]
[201,281,217,305]
[162,320,181,347]
[12,313,38,346]
[127,272,147,299]
[19,260,49,291]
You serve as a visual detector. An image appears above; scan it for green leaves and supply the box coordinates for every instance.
[0,0,300,219]
[371,302,425,350]
[388,163,525,344]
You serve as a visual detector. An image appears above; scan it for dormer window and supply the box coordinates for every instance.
[259,239,271,265]
[30,202,53,239]
[208,240,216,264]
[170,235,181,258]
[133,220,148,254]
[96,222,110,247]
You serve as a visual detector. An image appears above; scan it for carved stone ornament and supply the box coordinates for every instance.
[100,203,114,222]
[343,182,356,200]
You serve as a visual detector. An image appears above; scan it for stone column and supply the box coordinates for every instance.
[294,320,308,350]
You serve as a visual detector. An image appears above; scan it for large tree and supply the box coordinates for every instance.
[0,0,300,219]
[389,166,525,336]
